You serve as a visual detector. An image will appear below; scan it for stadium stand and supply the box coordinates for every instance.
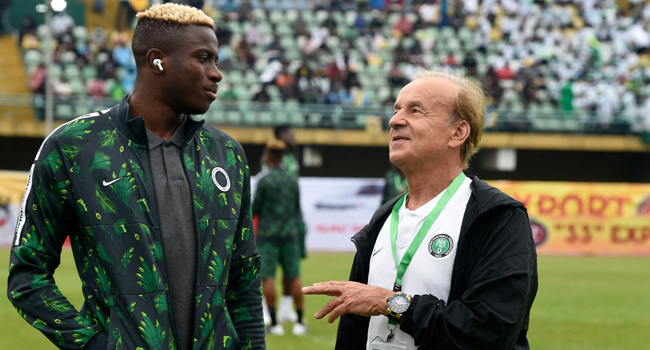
[8,0,650,134]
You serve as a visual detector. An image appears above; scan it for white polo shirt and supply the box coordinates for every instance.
[366,177,473,349]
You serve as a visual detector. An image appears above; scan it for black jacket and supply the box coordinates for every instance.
[336,176,538,349]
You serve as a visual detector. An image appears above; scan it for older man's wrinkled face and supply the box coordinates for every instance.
[389,77,462,170]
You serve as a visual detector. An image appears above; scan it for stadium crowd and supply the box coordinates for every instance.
[17,0,650,129]
[21,11,134,104]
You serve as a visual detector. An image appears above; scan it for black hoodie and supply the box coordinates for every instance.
[335,176,538,349]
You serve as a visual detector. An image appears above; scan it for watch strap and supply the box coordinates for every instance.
[386,296,401,323]
[386,309,402,323]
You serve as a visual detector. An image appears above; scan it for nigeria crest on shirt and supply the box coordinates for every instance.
[429,234,454,258]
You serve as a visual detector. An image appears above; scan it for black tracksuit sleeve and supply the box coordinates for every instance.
[399,207,538,349]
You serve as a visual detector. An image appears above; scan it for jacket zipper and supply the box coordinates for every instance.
[350,236,367,284]
[145,146,182,350]
[179,122,207,350]
[183,140,205,349]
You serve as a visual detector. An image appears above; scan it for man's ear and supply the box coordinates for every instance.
[449,119,470,149]
[145,49,165,74]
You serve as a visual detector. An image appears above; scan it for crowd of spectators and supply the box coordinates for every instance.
[213,0,650,131]
[18,0,650,130]
[21,10,136,114]
[467,0,650,131]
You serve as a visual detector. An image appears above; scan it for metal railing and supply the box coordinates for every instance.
[0,93,645,135]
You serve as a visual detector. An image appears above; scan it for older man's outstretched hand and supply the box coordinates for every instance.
[302,281,395,323]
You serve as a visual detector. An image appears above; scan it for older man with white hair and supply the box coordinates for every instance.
[304,70,538,349]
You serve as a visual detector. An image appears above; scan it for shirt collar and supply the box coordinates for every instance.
[145,115,187,150]
[114,94,206,147]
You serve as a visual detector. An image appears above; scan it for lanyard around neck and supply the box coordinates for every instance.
[389,172,466,292]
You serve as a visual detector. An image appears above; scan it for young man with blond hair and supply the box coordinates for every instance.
[8,4,264,350]
[305,70,538,349]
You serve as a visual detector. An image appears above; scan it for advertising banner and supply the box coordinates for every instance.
[2,170,649,255]
[261,177,650,255]
[298,177,383,253]
[0,171,29,246]
[491,181,650,256]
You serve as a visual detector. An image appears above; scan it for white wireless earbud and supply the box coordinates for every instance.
[153,59,163,71]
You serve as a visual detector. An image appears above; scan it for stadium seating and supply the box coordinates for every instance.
[17,0,650,133]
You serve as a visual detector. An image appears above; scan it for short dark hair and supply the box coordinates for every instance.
[265,139,286,164]
[273,125,292,139]
[267,148,284,164]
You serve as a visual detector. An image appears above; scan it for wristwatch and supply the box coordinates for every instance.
[386,292,412,323]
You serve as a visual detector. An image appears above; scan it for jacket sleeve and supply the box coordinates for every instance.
[226,162,265,350]
[7,138,105,349]
[399,207,538,349]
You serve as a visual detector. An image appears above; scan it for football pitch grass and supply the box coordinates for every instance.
[1,249,649,349]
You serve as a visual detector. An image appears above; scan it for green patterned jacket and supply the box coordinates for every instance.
[252,166,303,243]
[7,96,265,350]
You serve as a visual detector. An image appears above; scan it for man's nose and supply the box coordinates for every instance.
[389,109,407,129]
[210,65,223,83]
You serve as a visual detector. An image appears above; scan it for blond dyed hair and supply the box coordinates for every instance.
[413,70,485,169]
[266,139,287,151]
[136,3,214,28]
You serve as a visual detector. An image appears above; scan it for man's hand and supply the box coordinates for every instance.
[302,281,395,323]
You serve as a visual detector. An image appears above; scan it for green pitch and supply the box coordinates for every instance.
[1,249,649,349]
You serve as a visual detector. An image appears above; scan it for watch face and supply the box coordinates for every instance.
[388,294,410,314]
